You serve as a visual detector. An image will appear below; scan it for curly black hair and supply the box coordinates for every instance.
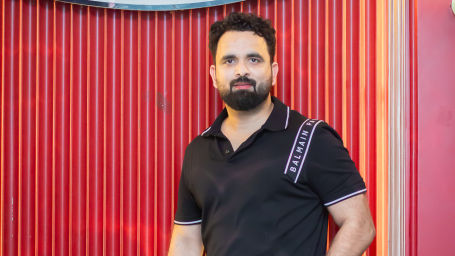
[209,12,276,64]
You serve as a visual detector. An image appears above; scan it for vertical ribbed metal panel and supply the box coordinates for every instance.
[0,0,389,255]
[388,0,406,255]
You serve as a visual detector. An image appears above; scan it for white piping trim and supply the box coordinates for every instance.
[200,126,211,136]
[283,119,310,174]
[323,188,367,206]
[294,120,323,183]
[285,106,290,129]
[174,219,202,225]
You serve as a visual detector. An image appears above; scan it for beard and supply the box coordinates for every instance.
[219,76,272,111]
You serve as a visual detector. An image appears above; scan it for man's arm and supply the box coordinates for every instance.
[326,193,376,256]
[168,224,204,256]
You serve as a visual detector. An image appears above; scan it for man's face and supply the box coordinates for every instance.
[210,31,279,111]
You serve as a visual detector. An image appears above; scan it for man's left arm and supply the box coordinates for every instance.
[326,193,376,256]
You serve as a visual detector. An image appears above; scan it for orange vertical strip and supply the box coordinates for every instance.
[102,8,107,256]
[120,9,125,256]
[0,0,5,253]
[136,11,142,256]
[308,0,312,116]
[376,0,388,254]
[85,7,91,256]
[341,0,347,143]
[153,11,158,256]
[18,0,23,254]
[34,1,40,255]
[290,0,295,109]
[324,0,329,121]
[51,3,57,256]
[171,11,176,223]
[385,7,389,255]
[68,5,74,256]
[257,0,261,16]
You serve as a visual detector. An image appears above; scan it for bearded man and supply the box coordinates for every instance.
[168,12,375,256]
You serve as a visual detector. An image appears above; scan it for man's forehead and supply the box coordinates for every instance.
[216,31,268,57]
[218,31,267,50]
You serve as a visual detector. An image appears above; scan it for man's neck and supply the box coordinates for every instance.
[223,95,274,133]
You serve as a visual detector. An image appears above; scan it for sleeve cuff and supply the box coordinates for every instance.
[174,219,202,225]
[323,188,367,207]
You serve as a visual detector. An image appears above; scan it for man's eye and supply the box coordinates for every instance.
[224,59,235,64]
[250,58,261,63]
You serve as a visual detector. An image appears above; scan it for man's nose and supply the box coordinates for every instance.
[235,60,250,77]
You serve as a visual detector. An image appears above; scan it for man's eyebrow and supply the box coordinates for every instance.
[246,53,265,60]
[220,54,236,61]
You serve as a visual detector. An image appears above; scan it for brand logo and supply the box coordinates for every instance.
[57,0,244,11]
[284,119,322,183]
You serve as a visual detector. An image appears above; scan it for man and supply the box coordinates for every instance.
[168,12,375,256]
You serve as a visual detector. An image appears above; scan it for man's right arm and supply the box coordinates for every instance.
[168,224,204,256]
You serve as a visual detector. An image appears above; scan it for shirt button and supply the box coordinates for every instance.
[224,149,230,154]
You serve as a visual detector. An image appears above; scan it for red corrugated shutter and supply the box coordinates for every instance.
[0,0,388,255]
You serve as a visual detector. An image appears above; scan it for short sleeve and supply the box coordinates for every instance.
[174,147,202,225]
[302,122,367,207]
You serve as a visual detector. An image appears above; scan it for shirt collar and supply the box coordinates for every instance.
[201,96,290,137]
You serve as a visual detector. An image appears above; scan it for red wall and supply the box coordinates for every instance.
[417,0,455,254]
[3,0,454,254]
[0,0,386,255]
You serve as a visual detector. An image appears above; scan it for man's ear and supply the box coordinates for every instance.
[209,64,218,89]
[271,62,279,86]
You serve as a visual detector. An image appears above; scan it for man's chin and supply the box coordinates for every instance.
[221,91,269,111]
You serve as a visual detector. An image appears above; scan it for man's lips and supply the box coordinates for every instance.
[233,82,254,89]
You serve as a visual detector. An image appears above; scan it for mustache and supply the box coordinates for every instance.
[229,76,257,89]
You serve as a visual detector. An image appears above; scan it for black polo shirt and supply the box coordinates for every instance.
[174,96,366,256]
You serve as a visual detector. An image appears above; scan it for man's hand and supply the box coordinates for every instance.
[326,193,376,256]
[168,224,204,256]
